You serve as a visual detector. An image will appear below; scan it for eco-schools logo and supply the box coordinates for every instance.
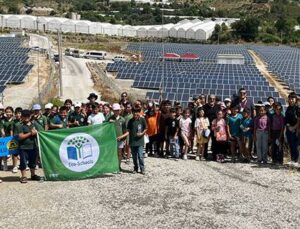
[59,133,100,172]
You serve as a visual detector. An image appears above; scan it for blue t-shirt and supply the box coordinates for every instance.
[227,113,243,137]
[241,117,253,138]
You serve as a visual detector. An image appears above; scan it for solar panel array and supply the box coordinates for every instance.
[251,45,300,94]
[107,43,285,106]
[0,37,33,93]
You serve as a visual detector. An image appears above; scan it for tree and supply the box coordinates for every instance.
[232,17,260,41]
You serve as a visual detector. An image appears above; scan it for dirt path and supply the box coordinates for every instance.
[0,158,300,228]
[248,50,291,100]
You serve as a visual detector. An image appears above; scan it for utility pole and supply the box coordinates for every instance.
[57,29,63,98]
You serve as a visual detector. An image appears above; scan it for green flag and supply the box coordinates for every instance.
[38,123,119,181]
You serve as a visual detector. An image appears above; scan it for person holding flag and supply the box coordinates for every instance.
[108,103,128,171]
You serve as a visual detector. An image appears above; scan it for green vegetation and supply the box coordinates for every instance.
[0,0,300,44]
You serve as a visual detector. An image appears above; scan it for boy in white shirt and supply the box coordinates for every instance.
[87,104,105,125]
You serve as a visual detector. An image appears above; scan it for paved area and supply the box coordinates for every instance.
[1,158,300,229]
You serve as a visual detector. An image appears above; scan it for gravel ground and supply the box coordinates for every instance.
[1,157,300,229]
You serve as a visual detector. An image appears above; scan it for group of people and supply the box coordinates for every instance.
[0,89,299,183]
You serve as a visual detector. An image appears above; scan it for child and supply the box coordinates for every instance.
[194,108,210,161]
[271,103,285,164]
[212,110,228,163]
[179,108,192,160]
[0,107,15,172]
[15,110,41,183]
[227,105,243,162]
[49,106,69,129]
[165,108,180,160]
[87,104,105,125]
[108,103,128,171]
[127,109,147,174]
[254,106,271,164]
[240,108,253,163]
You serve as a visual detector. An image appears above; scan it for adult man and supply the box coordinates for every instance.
[232,88,256,117]
[203,94,221,160]
[127,108,148,174]
[87,93,99,107]
[285,92,300,166]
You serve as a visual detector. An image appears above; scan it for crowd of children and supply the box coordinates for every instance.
[0,89,299,183]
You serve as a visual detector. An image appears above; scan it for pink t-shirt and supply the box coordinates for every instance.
[180,117,192,137]
[212,118,227,141]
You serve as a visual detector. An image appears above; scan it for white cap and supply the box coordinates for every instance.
[74,102,82,108]
[224,98,231,102]
[112,103,121,111]
[32,104,41,110]
[45,103,53,109]
[263,101,271,106]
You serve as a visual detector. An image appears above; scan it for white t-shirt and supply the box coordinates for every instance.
[87,113,105,125]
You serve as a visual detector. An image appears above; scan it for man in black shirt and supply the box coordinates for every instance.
[203,94,221,160]
[285,92,300,165]
[232,88,256,117]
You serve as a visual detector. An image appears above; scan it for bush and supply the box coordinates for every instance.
[260,33,281,43]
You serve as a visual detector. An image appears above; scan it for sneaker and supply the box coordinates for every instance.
[31,175,41,181]
[35,165,39,170]
[195,156,200,161]
[3,162,8,171]
[287,161,294,166]
[175,158,179,161]
[12,166,18,173]
[26,166,29,171]
[144,153,148,158]
[293,162,299,168]
[183,154,187,160]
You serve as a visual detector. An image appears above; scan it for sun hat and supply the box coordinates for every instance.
[32,104,41,110]
[87,93,98,100]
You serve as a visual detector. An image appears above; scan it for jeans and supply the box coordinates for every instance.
[286,129,299,162]
[130,146,144,172]
[256,130,269,162]
[271,130,283,164]
[19,149,37,171]
[169,137,180,158]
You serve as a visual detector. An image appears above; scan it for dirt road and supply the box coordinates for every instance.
[60,56,99,102]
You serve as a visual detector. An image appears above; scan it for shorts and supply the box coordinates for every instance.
[197,135,209,144]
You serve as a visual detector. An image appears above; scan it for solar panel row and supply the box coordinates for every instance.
[106,43,286,105]
[0,37,33,93]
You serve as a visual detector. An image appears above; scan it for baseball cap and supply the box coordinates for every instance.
[45,103,53,109]
[112,103,121,111]
[74,102,82,108]
[263,101,271,106]
[224,98,231,102]
[32,104,41,110]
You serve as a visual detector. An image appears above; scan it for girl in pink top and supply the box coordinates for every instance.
[179,108,192,160]
[212,110,228,163]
